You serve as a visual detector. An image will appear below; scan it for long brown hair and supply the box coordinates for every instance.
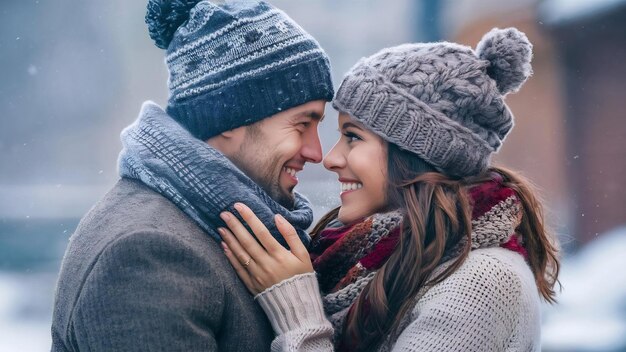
[311,143,560,350]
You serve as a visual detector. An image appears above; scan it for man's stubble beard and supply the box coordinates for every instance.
[232,127,296,209]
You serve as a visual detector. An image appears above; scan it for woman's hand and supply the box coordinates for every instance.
[218,202,314,295]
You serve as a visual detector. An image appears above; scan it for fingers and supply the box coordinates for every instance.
[233,203,282,254]
[220,219,314,293]
[221,240,260,295]
[219,227,254,268]
[220,210,267,262]
[274,214,309,262]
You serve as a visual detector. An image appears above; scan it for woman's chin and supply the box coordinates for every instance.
[337,207,367,225]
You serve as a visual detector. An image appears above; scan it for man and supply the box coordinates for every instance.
[51,1,333,351]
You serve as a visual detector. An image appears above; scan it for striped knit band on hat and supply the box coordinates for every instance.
[333,28,533,178]
[146,0,334,140]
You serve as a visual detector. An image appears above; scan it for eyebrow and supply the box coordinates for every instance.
[341,122,363,130]
[295,110,325,122]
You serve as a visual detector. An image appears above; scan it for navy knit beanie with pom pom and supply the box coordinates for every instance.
[333,27,533,178]
[145,0,334,140]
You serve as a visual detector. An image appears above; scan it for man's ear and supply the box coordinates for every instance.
[221,125,248,141]
[220,129,237,139]
[207,125,246,155]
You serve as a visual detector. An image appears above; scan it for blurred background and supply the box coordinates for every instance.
[1,0,625,350]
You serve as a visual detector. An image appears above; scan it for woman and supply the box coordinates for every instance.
[218,27,560,351]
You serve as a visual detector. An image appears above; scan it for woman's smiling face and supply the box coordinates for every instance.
[323,113,388,224]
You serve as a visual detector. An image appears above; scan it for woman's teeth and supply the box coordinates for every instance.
[284,167,298,177]
[341,182,363,192]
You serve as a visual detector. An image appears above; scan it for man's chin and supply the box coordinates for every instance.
[275,188,296,210]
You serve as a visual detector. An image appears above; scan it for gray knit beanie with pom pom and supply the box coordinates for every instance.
[333,27,533,178]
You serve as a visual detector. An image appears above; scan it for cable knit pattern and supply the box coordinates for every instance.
[470,196,521,249]
[322,272,376,316]
[332,27,533,178]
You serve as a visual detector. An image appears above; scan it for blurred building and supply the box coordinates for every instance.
[541,0,626,245]
[445,0,626,248]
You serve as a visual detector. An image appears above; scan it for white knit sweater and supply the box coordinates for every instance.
[255,247,541,351]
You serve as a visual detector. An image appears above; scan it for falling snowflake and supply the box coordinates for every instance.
[27,65,38,76]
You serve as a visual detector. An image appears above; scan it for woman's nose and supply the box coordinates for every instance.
[323,140,345,171]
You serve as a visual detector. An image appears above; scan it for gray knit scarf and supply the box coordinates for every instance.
[117,101,314,246]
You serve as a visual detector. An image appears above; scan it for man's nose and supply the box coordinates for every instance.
[301,129,323,164]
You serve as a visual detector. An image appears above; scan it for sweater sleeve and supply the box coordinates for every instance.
[390,252,523,352]
[255,272,335,352]
[72,230,224,351]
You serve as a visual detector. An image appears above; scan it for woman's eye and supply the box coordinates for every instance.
[343,131,362,143]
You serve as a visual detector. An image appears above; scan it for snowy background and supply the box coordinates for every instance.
[2,0,626,351]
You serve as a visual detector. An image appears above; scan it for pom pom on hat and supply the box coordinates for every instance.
[476,27,533,95]
[146,0,202,49]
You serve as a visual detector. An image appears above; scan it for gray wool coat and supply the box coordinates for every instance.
[51,178,274,351]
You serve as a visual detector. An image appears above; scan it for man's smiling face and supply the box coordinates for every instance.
[231,100,326,209]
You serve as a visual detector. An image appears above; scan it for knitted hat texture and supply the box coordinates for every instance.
[333,27,533,178]
[146,0,334,140]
